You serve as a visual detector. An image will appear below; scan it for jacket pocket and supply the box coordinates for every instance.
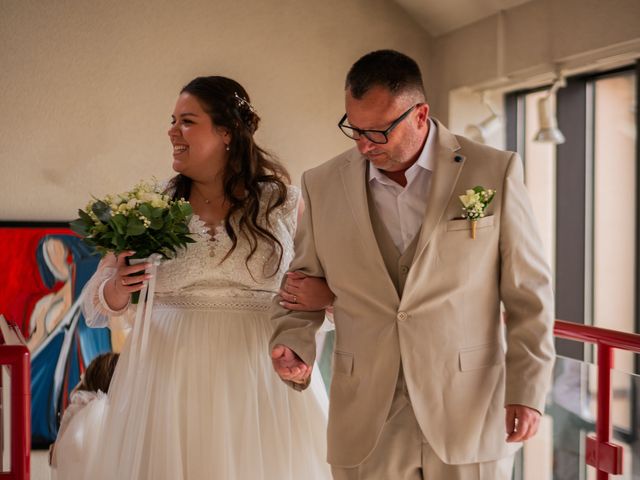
[458,342,504,371]
[333,350,354,376]
[447,215,494,232]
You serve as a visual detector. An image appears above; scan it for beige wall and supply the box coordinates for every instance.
[0,0,430,221]
[5,0,639,221]
[430,0,640,124]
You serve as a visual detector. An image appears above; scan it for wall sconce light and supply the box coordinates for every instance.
[464,93,502,144]
[465,113,501,144]
[534,77,566,144]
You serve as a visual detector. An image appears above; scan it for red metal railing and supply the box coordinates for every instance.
[554,319,640,479]
[0,315,635,480]
[0,316,30,480]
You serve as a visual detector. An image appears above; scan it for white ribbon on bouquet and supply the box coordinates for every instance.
[118,253,162,408]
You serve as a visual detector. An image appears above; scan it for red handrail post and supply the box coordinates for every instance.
[12,346,30,480]
[596,342,613,451]
[584,342,623,479]
[0,320,30,480]
[554,320,632,478]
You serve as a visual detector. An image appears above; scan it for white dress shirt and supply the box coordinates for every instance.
[368,118,437,253]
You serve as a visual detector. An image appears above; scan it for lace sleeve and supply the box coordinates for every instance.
[282,185,301,238]
[81,254,133,329]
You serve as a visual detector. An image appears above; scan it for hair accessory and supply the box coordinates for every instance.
[234,92,256,114]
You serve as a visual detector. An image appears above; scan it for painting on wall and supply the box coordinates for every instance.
[0,222,111,447]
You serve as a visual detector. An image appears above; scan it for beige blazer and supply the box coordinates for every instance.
[270,119,555,468]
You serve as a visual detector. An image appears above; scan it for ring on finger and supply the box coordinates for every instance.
[121,278,127,286]
[293,295,297,304]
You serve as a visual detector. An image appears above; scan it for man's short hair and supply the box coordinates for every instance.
[345,50,426,100]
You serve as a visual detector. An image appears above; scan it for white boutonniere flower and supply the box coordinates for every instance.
[459,186,496,239]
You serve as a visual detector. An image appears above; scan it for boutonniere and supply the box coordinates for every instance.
[458,186,496,239]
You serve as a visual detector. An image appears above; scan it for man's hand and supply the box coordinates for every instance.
[271,344,312,384]
[279,271,335,311]
[505,404,541,442]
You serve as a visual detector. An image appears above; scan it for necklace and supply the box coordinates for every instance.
[192,186,224,205]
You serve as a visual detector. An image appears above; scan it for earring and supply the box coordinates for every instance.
[225,145,230,151]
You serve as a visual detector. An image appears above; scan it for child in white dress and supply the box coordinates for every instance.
[50,353,119,480]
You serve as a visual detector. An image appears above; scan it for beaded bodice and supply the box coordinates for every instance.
[153,185,299,301]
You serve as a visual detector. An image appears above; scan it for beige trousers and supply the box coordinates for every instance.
[331,369,515,480]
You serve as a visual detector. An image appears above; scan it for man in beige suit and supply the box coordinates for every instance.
[270,50,555,479]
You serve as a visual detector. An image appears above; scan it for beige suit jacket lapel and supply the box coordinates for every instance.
[412,120,466,265]
[339,149,400,304]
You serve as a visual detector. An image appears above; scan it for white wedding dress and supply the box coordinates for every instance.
[75,185,330,480]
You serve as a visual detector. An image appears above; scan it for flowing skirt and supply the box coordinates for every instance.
[83,297,330,480]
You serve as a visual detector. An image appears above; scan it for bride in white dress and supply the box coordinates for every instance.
[77,76,332,480]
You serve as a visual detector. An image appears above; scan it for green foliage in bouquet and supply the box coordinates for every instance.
[70,180,196,260]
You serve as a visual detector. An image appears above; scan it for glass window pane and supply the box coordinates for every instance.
[592,73,637,453]
[592,73,637,338]
[524,90,557,274]
[545,356,640,480]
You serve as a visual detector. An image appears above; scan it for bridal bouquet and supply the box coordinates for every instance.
[70,179,195,301]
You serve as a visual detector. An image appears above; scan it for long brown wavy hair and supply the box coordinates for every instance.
[167,76,290,276]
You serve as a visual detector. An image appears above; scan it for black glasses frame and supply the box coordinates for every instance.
[338,104,419,144]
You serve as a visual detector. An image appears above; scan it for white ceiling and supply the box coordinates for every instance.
[392,0,534,37]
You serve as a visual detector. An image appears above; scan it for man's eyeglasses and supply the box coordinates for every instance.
[338,104,418,144]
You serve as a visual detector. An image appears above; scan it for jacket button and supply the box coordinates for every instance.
[400,265,409,274]
[397,311,408,321]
